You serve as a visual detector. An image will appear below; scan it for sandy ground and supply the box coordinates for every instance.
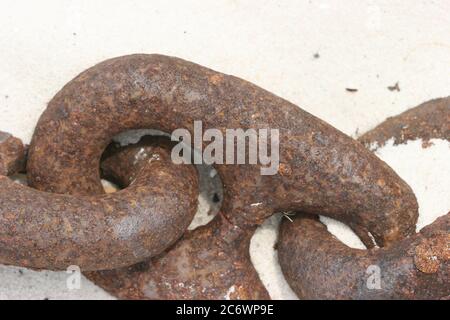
[0,0,449,299]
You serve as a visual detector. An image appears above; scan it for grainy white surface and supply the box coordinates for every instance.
[0,0,449,299]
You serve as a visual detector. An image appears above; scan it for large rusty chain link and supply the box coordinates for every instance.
[0,54,448,299]
[279,98,449,300]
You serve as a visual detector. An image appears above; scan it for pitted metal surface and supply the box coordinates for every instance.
[27,54,418,248]
[278,213,449,300]
[359,97,450,149]
[3,55,444,300]
[0,134,198,271]
[278,99,450,300]
[88,137,269,299]
[0,131,26,176]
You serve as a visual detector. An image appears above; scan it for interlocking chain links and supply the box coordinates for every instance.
[88,213,270,300]
[359,97,450,149]
[279,214,449,300]
[87,136,270,299]
[27,54,418,249]
[0,133,198,271]
[278,98,450,300]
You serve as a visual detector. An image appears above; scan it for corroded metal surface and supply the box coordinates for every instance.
[100,136,175,188]
[359,97,450,149]
[278,100,450,299]
[0,131,25,176]
[278,213,449,300]
[27,54,418,247]
[88,138,269,299]
[86,213,269,300]
[0,134,198,271]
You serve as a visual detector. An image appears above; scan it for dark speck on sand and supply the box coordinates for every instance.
[388,82,400,92]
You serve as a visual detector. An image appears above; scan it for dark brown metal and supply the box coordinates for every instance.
[86,213,270,300]
[359,97,450,150]
[278,213,449,300]
[27,54,418,248]
[100,136,175,189]
[278,100,450,299]
[87,137,269,299]
[0,134,198,271]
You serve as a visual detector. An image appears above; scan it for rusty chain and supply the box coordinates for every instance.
[279,98,449,300]
[0,54,448,299]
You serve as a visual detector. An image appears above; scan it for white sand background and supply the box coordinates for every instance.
[0,0,449,299]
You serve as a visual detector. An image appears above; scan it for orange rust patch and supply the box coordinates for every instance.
[209,74,223,85]
[414,233,449,274]
[278,163,292,176]
[376,179,386,187]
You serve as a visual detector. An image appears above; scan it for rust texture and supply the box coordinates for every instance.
[27,54,419,248]
[0,131,25,176]
[87,138,269,299]
[278,100,450,299]
[100,136,175,188]
[359,97,450,150]
[0,134,198,271]
[86,213,269,300]
[278,213,449,300]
